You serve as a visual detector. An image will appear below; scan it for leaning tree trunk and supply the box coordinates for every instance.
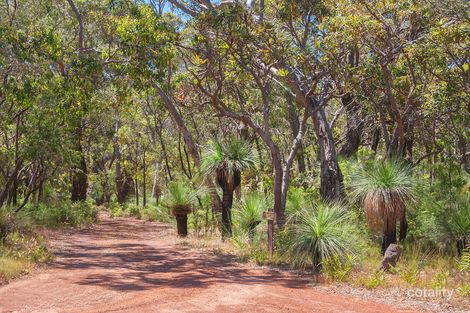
[175,214,188,237]
[310,100,344,200]
[155,84,222,213]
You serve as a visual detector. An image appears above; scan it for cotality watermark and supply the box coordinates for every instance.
[407,288,455,300]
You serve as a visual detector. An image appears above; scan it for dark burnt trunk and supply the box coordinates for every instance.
[71,123,88,202]
[399,215,408,241]
[371,128,381,153]
[71,151,88,201]
[338,94,363,158]
[175,214,188,237]
[381,217,397,255]
[221,188,234,238]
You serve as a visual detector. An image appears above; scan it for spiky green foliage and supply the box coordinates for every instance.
[162,181,197,215]
[284,201,358,270]
[201,138,257,178]
[445,194,470,242]
[285,187,311,219]
[234,192,268,233]
[351,159,416,232]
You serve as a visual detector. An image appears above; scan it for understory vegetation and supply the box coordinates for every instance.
[0,201,98,283]
[0,0,469,306]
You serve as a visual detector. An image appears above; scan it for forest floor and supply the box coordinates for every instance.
[0,212,463,313]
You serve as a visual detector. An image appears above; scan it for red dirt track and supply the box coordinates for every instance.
[0,213,424,313]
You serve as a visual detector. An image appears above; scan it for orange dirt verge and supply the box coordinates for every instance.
[0,213,424,313]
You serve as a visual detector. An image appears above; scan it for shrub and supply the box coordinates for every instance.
[3,231,51,263]
[285,187,309,218]
[0,256,31,282]
[398,244,431,286]
[458,284,470,298]
[283,201,360,271]
[460,248,470,272]
[323,254,354,282]
[355,270,386,289]
[20,201,98,228]
[444,194,470,255]
[128,204,142,219]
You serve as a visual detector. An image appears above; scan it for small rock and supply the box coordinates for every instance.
[382,244,400,271]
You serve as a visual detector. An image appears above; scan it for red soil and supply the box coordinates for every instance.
[0,213,424,313]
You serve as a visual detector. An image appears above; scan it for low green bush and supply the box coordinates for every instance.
[0,256,31,282]
[460,248,470,272]
[323,254,354,282]
[19,201,98,228]
[282,201,362,271]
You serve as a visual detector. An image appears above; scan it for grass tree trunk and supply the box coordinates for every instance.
[221,188,234,238]
[381,217,397,254]
[175,214,188,237]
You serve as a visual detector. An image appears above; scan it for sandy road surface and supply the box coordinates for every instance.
[0,213,423,313]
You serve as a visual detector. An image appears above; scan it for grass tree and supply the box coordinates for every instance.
[351,159,416,254]
[445,194,470,256]
[284,201,357,271]
[201,139,256,238]
[163,181,197,237]
[234,192,268,240]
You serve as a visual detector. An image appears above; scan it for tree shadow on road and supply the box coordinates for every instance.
[51,216,310,292]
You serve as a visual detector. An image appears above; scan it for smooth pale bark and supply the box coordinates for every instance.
[156,85,201,166]
[114,118,129,203]
[143,149,147,207]
[152,160,161,205]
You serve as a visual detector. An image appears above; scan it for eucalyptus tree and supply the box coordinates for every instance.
[168,0,345,205]
[0,0,78,209]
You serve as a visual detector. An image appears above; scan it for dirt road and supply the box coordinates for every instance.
[0,213,423,313]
